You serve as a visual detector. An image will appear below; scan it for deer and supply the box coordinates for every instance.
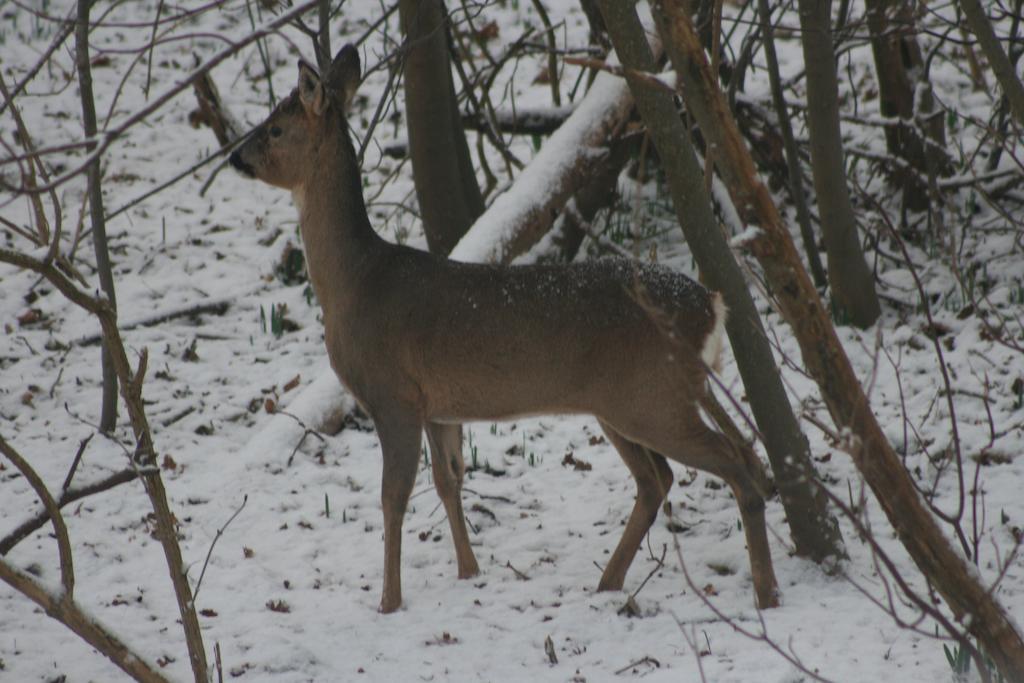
[229,44,780,613]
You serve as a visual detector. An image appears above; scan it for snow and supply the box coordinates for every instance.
[2,2,1023,683]
[242,366,355,467]
[728,226,763,249]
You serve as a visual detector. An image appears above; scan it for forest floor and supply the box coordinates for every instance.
[1,1,1023,682]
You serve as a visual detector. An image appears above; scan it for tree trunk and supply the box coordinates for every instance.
[757,0,827,287]
[959,0,1024,127]
[399,0,484,254]
[797,0,881,328]
[864,0,948,212]
[597,0,847,564]
[76,0,118,432]
[648,3,1024,677]
[316,0,332,70]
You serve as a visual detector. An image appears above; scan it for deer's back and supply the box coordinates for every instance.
[337,245,718,422]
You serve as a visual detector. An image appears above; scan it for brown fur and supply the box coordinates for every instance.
[229,45,779,612]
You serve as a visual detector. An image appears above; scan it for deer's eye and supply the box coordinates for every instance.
[269,126,283,138]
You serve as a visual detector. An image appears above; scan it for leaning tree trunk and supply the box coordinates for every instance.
[797,0,881,328]
[647,2,1024,677]
[399,0,484,254]
[597,0,847,564]
[958,0,1024,127]
[864,0,948,212]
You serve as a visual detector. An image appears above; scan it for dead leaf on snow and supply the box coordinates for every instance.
[265,599,290,613]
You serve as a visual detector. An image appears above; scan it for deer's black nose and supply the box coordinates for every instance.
[229,151,255,177]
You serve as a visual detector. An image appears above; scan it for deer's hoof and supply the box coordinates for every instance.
[458,561,481,580]
[378,595,402,614]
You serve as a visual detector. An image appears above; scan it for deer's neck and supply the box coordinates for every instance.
[294,127,383,321]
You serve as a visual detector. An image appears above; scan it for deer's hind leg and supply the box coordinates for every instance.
[633,413,780,609]
[597,420,675,592]
[425,422,480,579]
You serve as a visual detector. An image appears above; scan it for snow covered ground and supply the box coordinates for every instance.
[1,2,1022,682]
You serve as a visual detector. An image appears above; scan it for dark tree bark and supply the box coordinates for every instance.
[551,134,635,262]
[597,0,847,564]
[76,0,118,432]
[647,3,1024,677]
[757,0,827,288]
[797,0,881,328]
[399,0,484,254]
[316,0,331,70]
[959,0,1024,127]
[579,0,609,48]
[864,0,948,212]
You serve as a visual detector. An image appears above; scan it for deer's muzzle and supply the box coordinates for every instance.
[229,151,256,178]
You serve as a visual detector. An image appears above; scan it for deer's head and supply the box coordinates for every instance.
[229,44,361,191]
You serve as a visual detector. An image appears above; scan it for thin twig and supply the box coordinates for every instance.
[0,242,210,680]
[614,655,661,675]
[61,434,95,494]
[193,495,249,602]
[855,186,970,556]
[630,543,667,600]
[76,299,232,346]
[0,467,139,556]
[1,1,321,195]
[505,560,530,581]
[143,0,166,98]
[564,56,673,93]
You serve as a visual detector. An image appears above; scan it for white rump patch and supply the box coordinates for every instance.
[700,292,727,373]
[291,189,306,216]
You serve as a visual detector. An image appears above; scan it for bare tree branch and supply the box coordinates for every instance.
[0,468,139,557]
[0,0,321,195]
[0,435,74,597]
[0,559,171,683]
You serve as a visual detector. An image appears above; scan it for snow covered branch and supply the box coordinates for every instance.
[450,69,635,265]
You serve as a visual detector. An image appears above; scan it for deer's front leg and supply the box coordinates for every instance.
[375,411,424,613]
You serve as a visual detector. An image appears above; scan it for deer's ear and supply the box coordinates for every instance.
[328,44,361,112]
[297,60,325,116]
